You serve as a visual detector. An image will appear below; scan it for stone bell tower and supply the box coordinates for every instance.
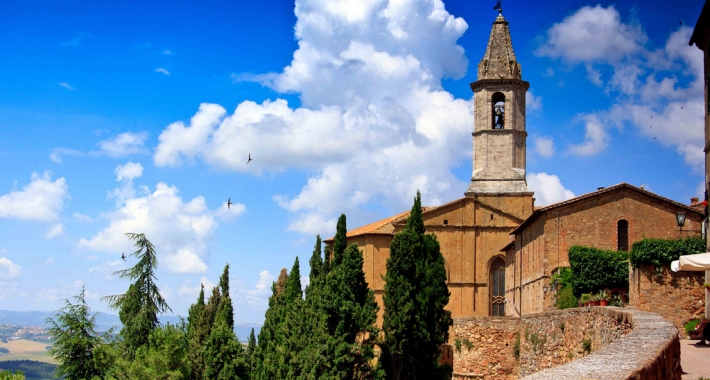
[466,10,530,195]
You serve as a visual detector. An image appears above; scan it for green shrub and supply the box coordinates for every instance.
[686,319,701,335]
[462,338,474,351]
[582,338,592,354]
[552,268,578,309]
[512,333,520,359]
[556,285,578,309]
[454,338,462,353]
[630,236,705,268]
[568,246,628,297]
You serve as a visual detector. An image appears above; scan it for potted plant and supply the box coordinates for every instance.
[598,290,609,306]
[580,293,591,307]
[590,294,600,306]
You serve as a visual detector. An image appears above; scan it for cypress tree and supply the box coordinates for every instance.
[246,328,257,372]
[380,191,452,379]
[253,269,288,380]
[322,244,380,379]
[308,235,323,292]
[298,236,331,379]
[187,284,207,380]
[332,214,348,267]
[219,263,234,330]
[204,295,247,380]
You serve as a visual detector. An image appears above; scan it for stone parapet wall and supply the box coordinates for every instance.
[521,308,681,380]
[453,307,680,380]
[629,264,705,336]
[452,317,520,380]
[518,308,631,376]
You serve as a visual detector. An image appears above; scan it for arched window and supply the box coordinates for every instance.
[618,220,629,251]
[490,257,506,316]
[492,92,505,129]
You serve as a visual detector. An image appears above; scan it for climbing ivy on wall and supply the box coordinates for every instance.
[629,236,705,268]
[568,246,628,297]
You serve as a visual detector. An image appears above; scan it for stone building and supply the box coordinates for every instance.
[504,183,704,316]
[326,11,533,322]
[331,11,705,324]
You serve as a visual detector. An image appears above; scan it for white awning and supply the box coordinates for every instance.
[671,252,710,272]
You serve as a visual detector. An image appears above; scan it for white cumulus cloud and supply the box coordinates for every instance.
[533,135,554,157]
[115,162,144,181]
[0,172,68,222]
[45,223,65,239]
[527,172,575,206]
[536,5,646,63]
[0,258,20,281]
[79,180,244,274]
[568,114,610,156]
[538,6,703,166]
[154,0,474,235]
[96,132,149,157]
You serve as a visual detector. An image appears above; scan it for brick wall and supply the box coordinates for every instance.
[629,264,705,336]
[509,186,704,315]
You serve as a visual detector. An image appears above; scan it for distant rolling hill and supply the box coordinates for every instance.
[0,310,261,342]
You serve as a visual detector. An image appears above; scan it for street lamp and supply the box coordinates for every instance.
[677,211,687,235]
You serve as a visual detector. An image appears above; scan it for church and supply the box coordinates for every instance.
[328,11,705,323]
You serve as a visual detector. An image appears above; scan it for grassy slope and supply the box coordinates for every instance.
[0,340,55,364]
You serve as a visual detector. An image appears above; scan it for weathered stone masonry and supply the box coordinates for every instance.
[452,307,681,380]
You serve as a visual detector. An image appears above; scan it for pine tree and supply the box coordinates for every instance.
[103,233,171,358]
[46,287,112,380]
[380,191,452,380]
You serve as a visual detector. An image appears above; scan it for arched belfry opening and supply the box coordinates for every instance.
[492,92,505,129]
[489,257,506,316]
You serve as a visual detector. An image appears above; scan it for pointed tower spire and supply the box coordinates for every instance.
[466,11,530,195]
[477,13,521,80]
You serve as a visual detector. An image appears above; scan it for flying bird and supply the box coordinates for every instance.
[227,198,232,209]
[680,21,683,25]
[121,252,126,261]
[681,106,684,109]
[247,153,253,165]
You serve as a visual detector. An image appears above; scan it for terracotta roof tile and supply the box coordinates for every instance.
[324,207,432,241]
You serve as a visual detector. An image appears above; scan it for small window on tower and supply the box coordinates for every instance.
[492,92,505,129]
[443,220,448,225]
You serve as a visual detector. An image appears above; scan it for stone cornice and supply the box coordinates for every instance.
[472,129,528,137]
[470,78,530,91]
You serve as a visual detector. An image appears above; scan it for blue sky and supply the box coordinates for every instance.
[0,0,706,325]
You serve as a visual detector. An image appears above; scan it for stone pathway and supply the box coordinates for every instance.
[682,339,710,379]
